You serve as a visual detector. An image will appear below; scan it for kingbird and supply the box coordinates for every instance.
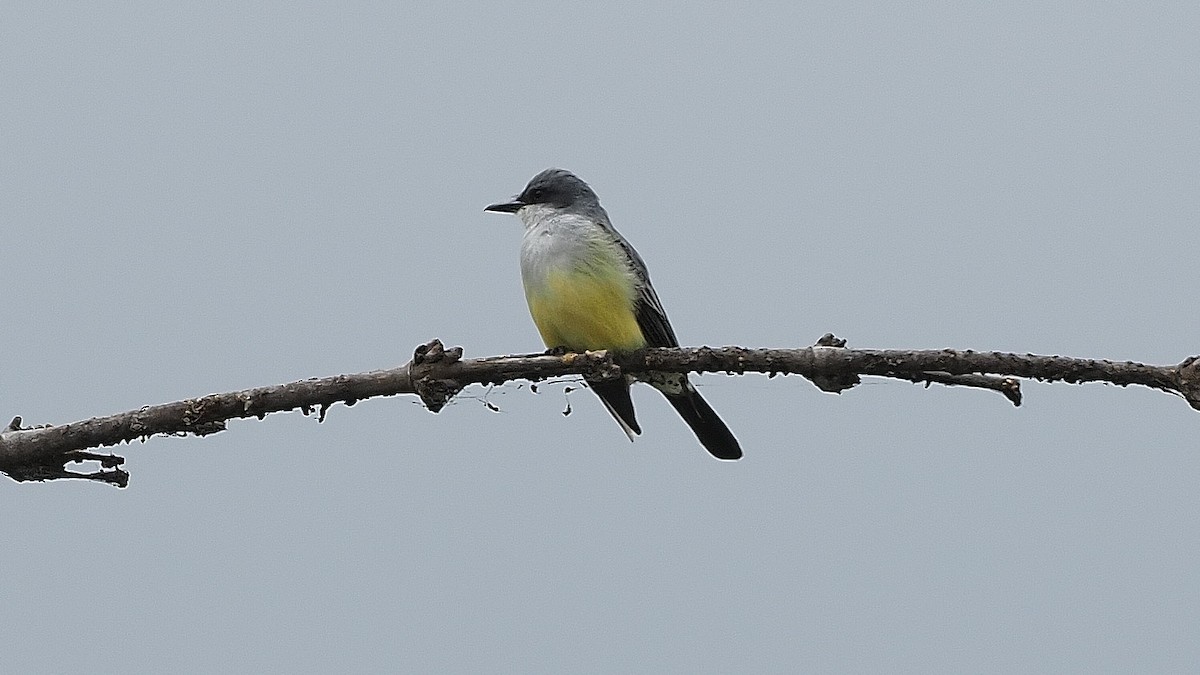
[485,168,742,460]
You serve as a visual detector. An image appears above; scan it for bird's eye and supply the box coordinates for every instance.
[527,188,544,201]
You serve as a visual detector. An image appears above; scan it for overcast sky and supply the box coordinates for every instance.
[2,3,1198,673]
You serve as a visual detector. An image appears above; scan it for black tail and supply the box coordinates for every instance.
[589,377,641,440]
[665,386,743,460]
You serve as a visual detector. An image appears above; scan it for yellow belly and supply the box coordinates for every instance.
[525,268,646,352]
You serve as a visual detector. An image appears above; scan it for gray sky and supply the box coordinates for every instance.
[3,3,1198,673]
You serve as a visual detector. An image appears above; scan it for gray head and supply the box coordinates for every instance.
[484,168,601,214]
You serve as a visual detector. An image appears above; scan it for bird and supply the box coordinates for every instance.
[485,168,742,460]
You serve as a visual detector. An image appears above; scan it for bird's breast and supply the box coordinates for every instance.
[520,223,644,352]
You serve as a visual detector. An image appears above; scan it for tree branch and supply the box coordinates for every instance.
[3,337,1197,487]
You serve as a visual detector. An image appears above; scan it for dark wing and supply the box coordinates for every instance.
[633,276,680,348]
[603,219,680,349]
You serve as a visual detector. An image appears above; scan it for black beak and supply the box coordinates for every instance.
[484,199,524,213]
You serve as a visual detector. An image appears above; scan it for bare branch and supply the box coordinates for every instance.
[2,337,1196,487]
